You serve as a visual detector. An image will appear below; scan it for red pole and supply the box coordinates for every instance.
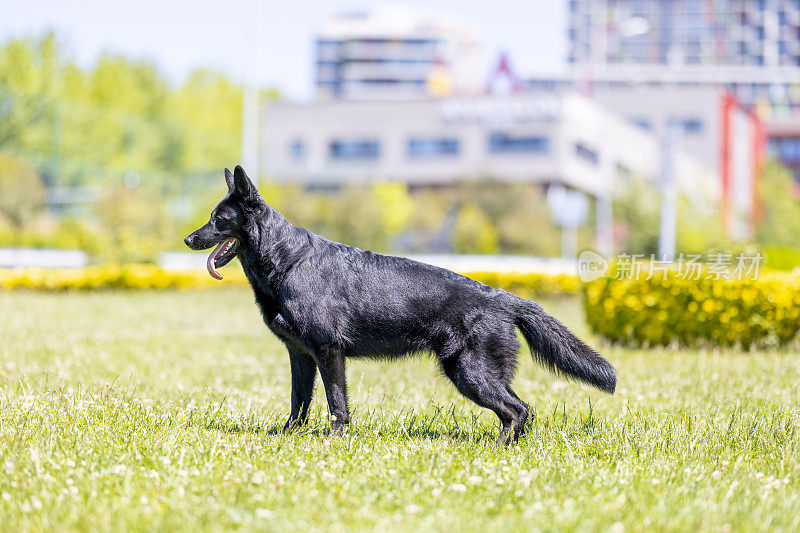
[720,92,734,235]
[749,111,766,231]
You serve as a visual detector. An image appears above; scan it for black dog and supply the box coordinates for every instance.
[185,166,616,442]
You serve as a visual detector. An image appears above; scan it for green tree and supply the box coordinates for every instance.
[755,161,800,247]
[372,182,414,236]
[0,33,62,159]
[167,69,243,173]
[93,182,170,263]
[613,176,661,255]
[0,33,252,181]
[0,155,44,228]
[453,204,499,254]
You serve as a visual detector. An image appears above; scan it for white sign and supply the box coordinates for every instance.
[440,98,561,125]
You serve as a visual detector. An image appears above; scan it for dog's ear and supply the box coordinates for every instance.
[233,165,258,200]
[224,168,234,192]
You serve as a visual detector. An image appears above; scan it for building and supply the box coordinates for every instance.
[557,0,794,196]
[315,7,483,100]
[260,92,715,195]
[567,0,800,117]
[258,5,766,250]
[261,91,749,252]
[569,0,800,67]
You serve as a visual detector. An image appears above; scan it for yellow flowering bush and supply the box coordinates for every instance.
[583,272,800,347]
[0,265,248,291]
[464,271,581,298]
[0,266,579,298]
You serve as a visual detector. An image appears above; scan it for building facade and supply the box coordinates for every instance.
[567,0,800,117]
[315,7,483,101]
[260,93,715,198]
[569,0,800,67]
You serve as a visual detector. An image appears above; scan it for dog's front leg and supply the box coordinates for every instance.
[314,344,350,435]
[284,349,317,432]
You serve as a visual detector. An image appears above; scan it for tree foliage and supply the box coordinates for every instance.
[756,161,800,248]
[0,33,244,185]
[0,155,44,228]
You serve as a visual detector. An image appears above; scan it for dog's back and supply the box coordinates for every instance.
[263,230,507,356]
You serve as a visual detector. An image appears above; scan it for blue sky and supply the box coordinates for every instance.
[1,0,567,101]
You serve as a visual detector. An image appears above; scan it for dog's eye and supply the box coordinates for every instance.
[214,218,228,230]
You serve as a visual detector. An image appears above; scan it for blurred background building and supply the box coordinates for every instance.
[568,0,800,69]
[314,7,483,100]
[557,0,800,182]
[261,91,716,198]
[262,4,764,249]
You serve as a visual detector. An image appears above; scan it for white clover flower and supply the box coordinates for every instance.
[255,508,273,519]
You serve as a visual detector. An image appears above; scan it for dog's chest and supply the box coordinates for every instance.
[266,312,308,351]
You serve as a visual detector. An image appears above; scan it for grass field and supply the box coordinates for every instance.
[1,290,799,531]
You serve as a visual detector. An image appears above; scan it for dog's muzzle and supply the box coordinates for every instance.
[206,238,239,280]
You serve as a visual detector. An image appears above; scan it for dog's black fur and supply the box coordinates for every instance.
[185,166,616,442]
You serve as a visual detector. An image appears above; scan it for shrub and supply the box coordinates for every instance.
[763,246,800,272]
[0,265,247,291]
[0,155,44,229]
[453,205,499,254]
[583,272,800,347]
[465,271,580,299]
[0,265,580,298]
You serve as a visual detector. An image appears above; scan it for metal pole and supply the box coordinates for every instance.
[240,0,261,184]
[596,194,613,256]
[241,85,259,184]
[562,225,578,260]
[658,123,681,261]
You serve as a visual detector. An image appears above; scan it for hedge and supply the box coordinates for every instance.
[0,265,248,291]
[0,265,579,298]
[6,264,799,347]
[583,272,800,347]
[464,271,580,298]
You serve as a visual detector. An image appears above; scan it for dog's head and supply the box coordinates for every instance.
[184,165,260,280]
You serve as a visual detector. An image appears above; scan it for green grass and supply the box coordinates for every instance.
[1,290,799,532]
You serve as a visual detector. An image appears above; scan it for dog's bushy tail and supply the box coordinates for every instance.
[511,297,616,393]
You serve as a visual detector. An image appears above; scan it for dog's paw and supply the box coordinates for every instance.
[282,418,304,433]
[329,423,350,437]
[495,428,516,446]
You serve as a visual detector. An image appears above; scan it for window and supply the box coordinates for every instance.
[316,40,340,61]
[630,117,652,131]
[289,140,306,161]
[671,117,703,134]
[774,137,800,162]
[680,118,703,134]
[329,139,380,160]
[574,142,599,166]
[407,138,460,158]
[488,132,549,154]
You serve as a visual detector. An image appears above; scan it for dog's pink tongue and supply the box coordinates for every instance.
[206,241,226,280]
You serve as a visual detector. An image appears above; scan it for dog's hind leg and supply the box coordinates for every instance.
[313,344,350,436]
[284,349,317,431]
[440,350,529,444]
